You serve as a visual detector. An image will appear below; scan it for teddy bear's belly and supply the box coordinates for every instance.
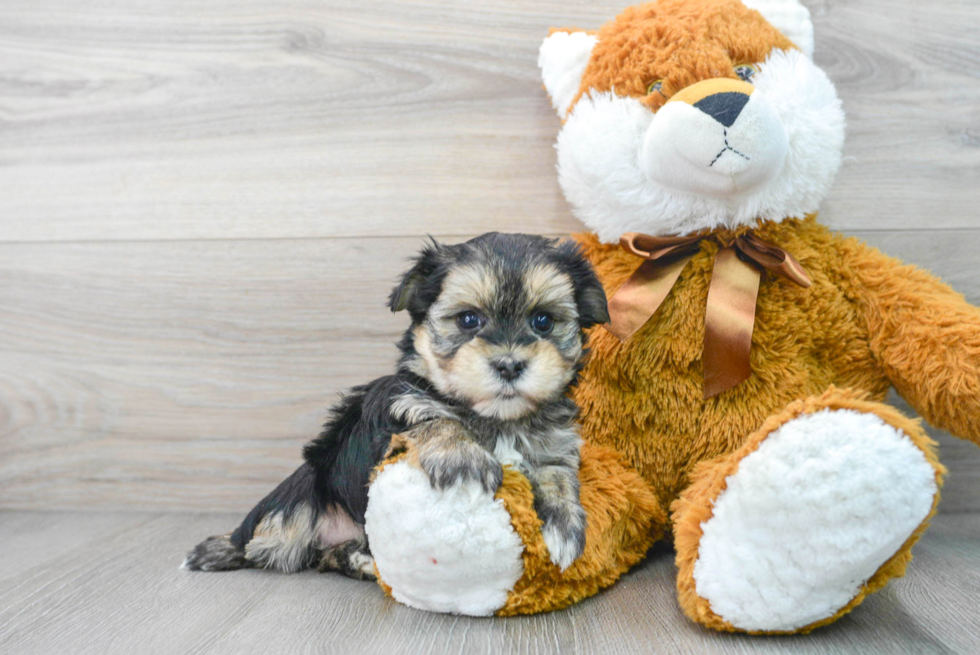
[572,271,889,519]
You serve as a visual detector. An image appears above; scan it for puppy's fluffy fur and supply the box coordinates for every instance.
[183,233,609,577]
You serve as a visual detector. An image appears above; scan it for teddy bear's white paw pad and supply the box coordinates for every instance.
[693,409,938,632]
[364,461,524,616]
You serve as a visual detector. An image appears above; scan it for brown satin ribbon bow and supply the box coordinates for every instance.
[605,229,811,399]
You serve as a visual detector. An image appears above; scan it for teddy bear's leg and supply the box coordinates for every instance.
[366,442,665,616]
[365,457,526,616]
[671,388,945,634]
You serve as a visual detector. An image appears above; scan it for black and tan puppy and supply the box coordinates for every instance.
[183,233,609,577]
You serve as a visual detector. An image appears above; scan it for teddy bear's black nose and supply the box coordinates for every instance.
[694,91,751,128]
[492,356,527,382]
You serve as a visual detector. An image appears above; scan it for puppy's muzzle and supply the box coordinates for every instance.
[491,355,527,382]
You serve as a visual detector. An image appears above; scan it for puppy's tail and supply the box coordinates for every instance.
[183,464,321,573]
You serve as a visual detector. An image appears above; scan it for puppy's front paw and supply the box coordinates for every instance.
[418,438,503,495]
[540,503,587,571]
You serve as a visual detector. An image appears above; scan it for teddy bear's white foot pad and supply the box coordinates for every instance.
[693,409,938,632]
[365,461,524,616]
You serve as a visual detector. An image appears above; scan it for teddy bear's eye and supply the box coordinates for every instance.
[647,79,664,95]
[734,64,757,82]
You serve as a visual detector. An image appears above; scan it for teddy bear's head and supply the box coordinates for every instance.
[539,0,845,242]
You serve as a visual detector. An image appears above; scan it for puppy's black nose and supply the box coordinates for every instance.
[492,357,527,382]
[694,91,750,128]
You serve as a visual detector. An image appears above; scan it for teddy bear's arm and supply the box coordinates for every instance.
[841,237,980,444]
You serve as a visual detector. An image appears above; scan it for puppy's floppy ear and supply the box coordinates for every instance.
[555,240,609,329]
[388,239,444,319]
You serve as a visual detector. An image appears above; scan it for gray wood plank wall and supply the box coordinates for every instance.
[1,0,978,513]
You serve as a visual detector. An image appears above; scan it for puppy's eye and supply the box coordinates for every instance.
[647,79,664,95]
[456,311,483,331]
[530,312,554,335]
[734,64,757,82]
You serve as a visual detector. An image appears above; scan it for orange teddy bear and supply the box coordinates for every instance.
[365,0,980,634]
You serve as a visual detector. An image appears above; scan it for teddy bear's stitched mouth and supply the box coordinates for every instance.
[709,129,751,168]
[639,90,787,199]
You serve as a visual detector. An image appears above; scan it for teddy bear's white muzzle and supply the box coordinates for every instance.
[640,84,789,198]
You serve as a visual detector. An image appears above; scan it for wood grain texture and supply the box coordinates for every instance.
[1,0,977,650]
[0,510,978,655]
[1,230,978,512]
[0,0,978,243]
[0,237,413,512]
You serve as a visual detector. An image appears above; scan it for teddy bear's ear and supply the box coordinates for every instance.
[538,30,598,119]
[741,0,815,58]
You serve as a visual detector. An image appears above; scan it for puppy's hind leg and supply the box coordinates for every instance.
[184,464,321,573]
[314,505,376,581]
[243,503,322,572]
[317,536,376,581]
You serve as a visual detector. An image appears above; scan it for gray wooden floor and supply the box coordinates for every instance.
[1,0,979,652]
[1,510,978,655]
